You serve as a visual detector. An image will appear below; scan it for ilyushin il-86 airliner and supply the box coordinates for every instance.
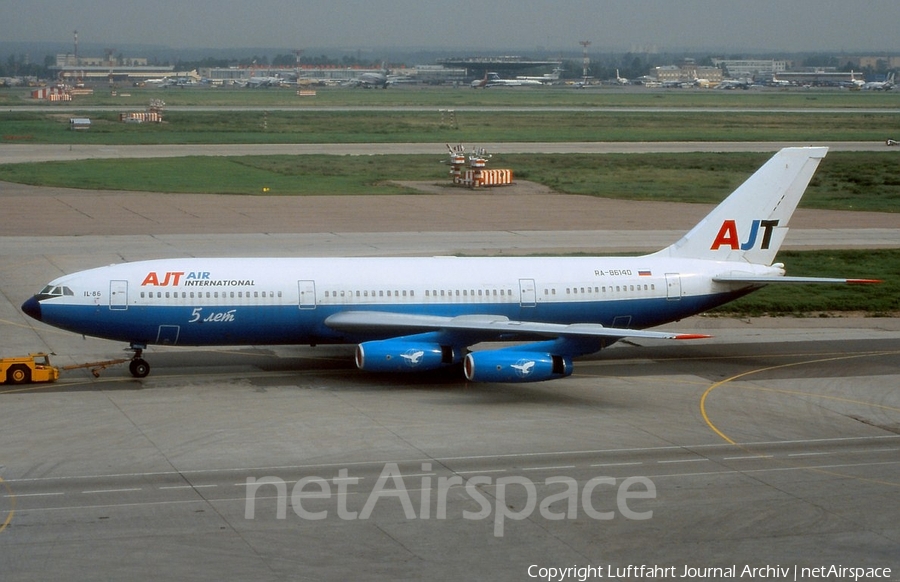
[21,147,879,382]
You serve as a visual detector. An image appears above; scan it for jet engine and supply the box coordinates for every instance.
[356,339,457,372]
[463,351,573,383]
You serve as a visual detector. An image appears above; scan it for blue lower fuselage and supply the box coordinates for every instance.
[34,292,742,348]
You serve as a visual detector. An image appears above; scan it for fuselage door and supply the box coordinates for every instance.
[298,280,316,309]
[519,278,536,307]
[109,280,128,310]
[665,273,682,301]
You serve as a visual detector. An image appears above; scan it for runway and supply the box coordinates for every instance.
[0,143,898,579]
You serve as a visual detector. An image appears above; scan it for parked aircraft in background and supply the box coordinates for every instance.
[863,73,895,90]
[21,148,878,383]
[471,73,490,88]
[346,63,391,88]
[615,69,629,85]
[516,68,563,85]
[246,75,287,88]
[635,76,660,87]
[717,79,752,90]
[471,72,544,88]
[144,77,198,88]
[845,71,866,88]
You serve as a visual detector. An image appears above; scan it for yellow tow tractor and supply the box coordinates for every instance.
[1,353,60,384]
[1,353,132,384]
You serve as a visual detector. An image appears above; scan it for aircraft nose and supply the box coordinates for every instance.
[21,296,42,321]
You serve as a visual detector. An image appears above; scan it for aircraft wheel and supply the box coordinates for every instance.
[7,365,30,384]
[129,358,150,378]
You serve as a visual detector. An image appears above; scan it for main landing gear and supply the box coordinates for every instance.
[128,343,150,378]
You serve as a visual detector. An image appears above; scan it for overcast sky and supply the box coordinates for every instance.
[3,0,899,54]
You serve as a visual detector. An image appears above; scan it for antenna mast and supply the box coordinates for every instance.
[579,40,591,80]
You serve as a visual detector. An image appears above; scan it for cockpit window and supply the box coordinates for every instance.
[37,285,74,298]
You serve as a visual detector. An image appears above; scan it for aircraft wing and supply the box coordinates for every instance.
[324,311,709,341]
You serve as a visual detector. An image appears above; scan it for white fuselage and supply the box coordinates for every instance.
[27,255,765,348]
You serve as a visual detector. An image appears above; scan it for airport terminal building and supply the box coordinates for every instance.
[52,53,174,84]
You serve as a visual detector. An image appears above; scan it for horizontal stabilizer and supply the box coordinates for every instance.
[713,276,883,285]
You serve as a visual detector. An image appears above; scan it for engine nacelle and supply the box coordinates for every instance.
[463,350,573,383]
[356,340,455,373]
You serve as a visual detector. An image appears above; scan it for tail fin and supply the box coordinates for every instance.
[652,147,827,265]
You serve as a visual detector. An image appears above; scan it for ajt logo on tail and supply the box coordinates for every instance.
[711,219,779,251]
